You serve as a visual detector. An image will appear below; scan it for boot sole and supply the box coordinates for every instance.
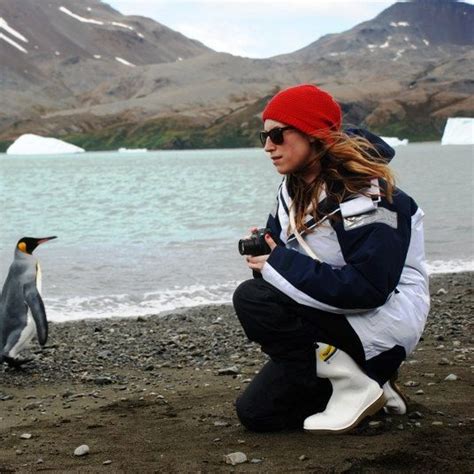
[305,392,386,435]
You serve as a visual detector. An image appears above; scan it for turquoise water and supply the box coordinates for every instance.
[0,144,472,321]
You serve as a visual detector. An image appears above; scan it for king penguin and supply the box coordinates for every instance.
[0,236,57,367]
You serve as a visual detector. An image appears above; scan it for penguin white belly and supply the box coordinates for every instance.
[8,263,42,358]
[8,312,36,358]
[37,262,42,294]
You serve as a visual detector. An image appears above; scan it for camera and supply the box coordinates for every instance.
[238,228,273,256]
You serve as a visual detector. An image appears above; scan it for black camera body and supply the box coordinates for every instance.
[238,228,273,256]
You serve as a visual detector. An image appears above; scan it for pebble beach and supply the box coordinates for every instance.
[0,272,473,472]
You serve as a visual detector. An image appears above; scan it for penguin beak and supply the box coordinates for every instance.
[37,236,57,245]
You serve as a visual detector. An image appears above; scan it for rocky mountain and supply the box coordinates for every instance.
[0,0,210,130]
[287,0,472,61]
[0,0,472,150]
[272,0,474,139]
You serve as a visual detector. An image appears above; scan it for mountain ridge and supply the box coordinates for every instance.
[0,0,472,150]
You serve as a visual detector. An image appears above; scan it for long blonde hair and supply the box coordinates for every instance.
[287,131,396,234]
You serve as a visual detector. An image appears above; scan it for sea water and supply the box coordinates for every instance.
[0,143,472,322]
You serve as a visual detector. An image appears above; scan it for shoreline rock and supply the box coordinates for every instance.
[0,272,472,472]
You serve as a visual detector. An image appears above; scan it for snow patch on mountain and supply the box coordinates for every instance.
[59,6,144,39]
[0,32,28,53]
[59,6,104,25]
[390,21,410,27]
[115,57,135,67]
[111,21,134,31]
[0,17,28,43]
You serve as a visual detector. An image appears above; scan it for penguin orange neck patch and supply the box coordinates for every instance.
[18,242,27,253]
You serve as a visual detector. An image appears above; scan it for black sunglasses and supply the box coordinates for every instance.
[259,126,294,146]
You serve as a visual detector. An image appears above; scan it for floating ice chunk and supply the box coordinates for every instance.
[6,134,85,155]
[118,147,148,153]
[59,6,104,25]
[441,118,474,145]
[115,56,135,67]
[381,136,409,147]
[379,41,389,48]
[0,17,28,42]
[55,51,60,55]
[423,39,430,46]
[138,33,144,39]
[93,54,101,59]
[0,32,28,53]
[367,44,376,49]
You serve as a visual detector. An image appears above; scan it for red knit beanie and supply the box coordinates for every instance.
[262,84,342,141]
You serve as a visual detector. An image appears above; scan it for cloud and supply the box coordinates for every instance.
[109,0,474,58]
[117,0,387,4]
[112,0,395,17]
[174,21,258,56]
[169,2,394,57]
[172,9,328,57]
[109,0,396,57]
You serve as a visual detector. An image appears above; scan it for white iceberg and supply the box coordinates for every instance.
[118,147,148,153]
[381,136,409,147]
[441,118,474,145]
[6,134,85,155]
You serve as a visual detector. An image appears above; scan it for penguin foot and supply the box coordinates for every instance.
[3,356,34,368]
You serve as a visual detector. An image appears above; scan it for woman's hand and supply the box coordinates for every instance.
[245,233,277,272]
[245,227,258,239]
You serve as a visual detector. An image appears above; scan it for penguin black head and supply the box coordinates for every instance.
[17,236,57,255]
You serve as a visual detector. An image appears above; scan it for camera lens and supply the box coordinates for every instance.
[238,239,247,255]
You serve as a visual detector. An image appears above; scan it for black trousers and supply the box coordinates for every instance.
[233,278,366,432]
[233,278,407,432]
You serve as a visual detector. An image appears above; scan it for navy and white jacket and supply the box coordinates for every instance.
[261,154,430,360]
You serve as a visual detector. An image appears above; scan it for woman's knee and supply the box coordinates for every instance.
[233,279,263,309]
[235,395,260,431]
[235,394,281,432]
[232,279,266,328]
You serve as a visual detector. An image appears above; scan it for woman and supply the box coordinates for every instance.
[233,84,430,434]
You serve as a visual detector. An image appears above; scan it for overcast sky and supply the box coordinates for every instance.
[106,0,473,58]
[105,1,397,58]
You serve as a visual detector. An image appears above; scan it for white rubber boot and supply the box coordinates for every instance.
[383,375,407,415]
[304,343,385,434]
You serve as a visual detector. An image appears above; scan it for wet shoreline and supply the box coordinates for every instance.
[1,272,472,472]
